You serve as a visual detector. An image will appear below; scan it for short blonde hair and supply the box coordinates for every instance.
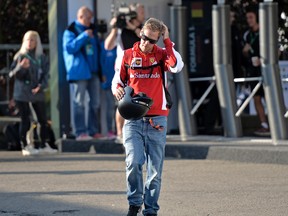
[142,18,165,37]
[14,30,43,60]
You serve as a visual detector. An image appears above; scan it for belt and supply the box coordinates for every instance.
[144,115,159,117]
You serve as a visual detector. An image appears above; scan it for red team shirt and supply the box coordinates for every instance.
[112,38,184,117]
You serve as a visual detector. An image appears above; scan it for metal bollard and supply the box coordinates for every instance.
[212,4,242,137]
[170,5,197,139]
[259,2,288,144]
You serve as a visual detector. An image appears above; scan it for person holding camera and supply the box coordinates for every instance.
[105,3,145,143]
[63,6,103,141]
[112,18,184,216]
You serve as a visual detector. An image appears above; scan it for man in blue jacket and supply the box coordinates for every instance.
[63,6,102,140]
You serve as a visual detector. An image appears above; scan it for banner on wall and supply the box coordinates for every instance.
[279,60,288,109]
[182,0,214,77]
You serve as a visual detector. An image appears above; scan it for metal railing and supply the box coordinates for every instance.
[189,76,216,115]
[189,75,288,118]
[234,77,263,117]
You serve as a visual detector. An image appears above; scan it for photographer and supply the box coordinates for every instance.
[62,6,102,140]
[105,3,145,50]
[105,3,145,143]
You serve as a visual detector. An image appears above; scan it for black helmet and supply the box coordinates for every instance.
[118,86,154,120]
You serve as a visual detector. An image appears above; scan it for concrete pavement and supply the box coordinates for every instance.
[0,152,288,216]
[59,135,288,164]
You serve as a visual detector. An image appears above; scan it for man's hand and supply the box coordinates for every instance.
[162,24,169,40]
[85,29,94,38]
[242,43,252,57]
[114,86,125,101]
[110,17,117,28]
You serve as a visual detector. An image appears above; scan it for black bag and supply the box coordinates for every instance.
[164,87,173,109]
[161,62,173,109]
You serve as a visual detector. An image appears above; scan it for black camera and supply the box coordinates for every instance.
[115,6,137,29]
[97,19,107,34]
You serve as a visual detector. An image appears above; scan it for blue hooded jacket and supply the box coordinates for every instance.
[62,20,101,81]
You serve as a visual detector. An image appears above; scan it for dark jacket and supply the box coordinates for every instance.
[10,52,49,102]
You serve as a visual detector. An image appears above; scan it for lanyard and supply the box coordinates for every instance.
[23,53,41,66]
[249,32,259,46]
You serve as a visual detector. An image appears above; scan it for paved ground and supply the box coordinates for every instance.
[0,151,288,216]
[59,135,288,164]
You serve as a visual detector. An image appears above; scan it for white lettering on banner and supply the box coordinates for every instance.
[188,26,197,73]
[130,72,160,79]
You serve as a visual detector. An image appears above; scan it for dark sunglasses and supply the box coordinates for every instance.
[141,34,158,44]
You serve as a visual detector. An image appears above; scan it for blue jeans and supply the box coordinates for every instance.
[102,89,116,132]
[123,116,167,215]
[72,74,100,136]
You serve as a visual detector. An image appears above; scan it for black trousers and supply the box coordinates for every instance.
[16,100,47,149]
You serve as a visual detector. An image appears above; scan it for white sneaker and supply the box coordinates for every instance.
[115,135,123,144]
[22,145,39,156]
[39,143,58,154]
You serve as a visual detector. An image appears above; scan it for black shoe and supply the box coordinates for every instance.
[146,214,157,216]
[127,205,141,216]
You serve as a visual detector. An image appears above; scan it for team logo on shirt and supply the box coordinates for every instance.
[150,57,156,64]
[131,57,142,67]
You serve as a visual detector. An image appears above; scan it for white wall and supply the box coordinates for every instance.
[97,0,181,30]
[67,0,94,23]
[67,0,181,25]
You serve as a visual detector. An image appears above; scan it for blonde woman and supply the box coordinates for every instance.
[10,30,56,156]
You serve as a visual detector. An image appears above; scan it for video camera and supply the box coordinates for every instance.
[114,5,137,29]
[97,19,107,34]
